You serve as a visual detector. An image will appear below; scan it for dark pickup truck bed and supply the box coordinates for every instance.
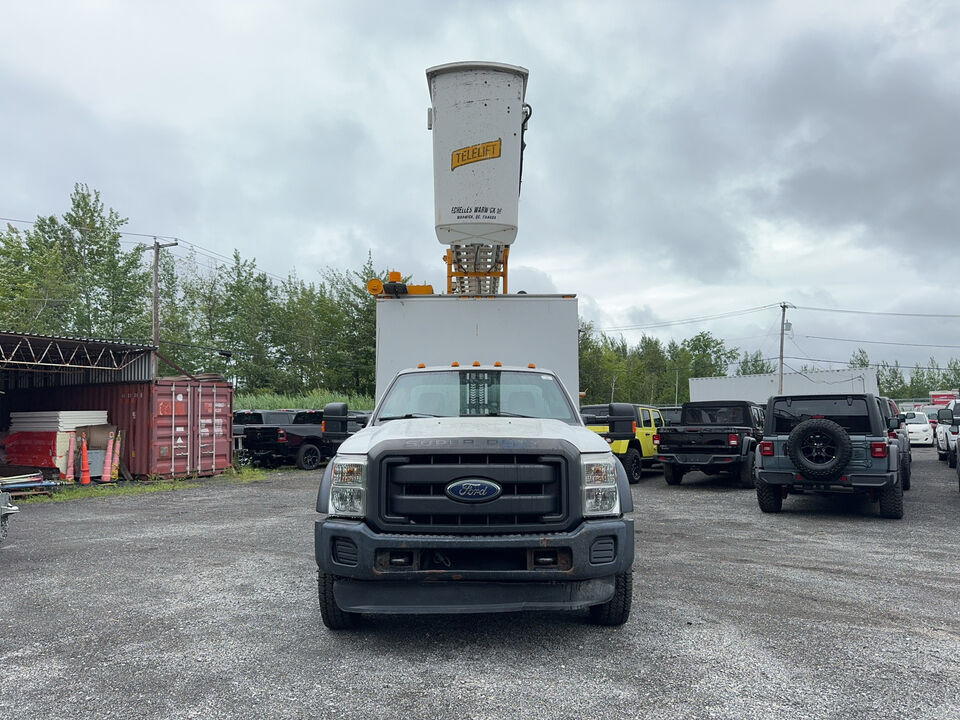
[653,400,764,488]
[234,404,370,470]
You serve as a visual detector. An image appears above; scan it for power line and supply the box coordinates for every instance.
[601,303,779,332]
[803,335,960,350]
[795,305,960,319]
[1,215,180,241]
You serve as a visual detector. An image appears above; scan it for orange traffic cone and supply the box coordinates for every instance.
[79,433,91,486]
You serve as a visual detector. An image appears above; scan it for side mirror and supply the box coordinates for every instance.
[886,416,900,431]
[897,413,906,423]
[937,408,953,423]
[608,402,636,436]
[322,402,349,434]
[654,417,663,428]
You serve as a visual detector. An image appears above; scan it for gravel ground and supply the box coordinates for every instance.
[1,447,958,720]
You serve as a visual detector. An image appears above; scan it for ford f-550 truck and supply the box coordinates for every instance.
[315,365,634,628]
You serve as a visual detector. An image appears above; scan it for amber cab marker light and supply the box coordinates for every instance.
[527,363,536,368]
[472,361,480,366]
[417,363,425,368]
[451,361,460,367]
[494,361,502,367]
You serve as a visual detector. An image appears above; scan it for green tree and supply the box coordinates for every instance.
[848,348,871,368]
[737,350,776,376]
[682,331,739,378]
[877,361,908,398]
[0,184,150,338]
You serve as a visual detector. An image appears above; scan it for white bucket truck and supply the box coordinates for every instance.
[314,63,634,629]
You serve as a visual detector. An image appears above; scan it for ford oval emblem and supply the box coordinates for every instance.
[445,478,502,503]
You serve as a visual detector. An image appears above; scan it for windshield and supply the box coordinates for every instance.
[376,369,578,423]
[771,397,871,434]
[681,405,745,425]
[904,412,928,424]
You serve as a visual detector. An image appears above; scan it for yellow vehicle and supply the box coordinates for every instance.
[580,403,665,483]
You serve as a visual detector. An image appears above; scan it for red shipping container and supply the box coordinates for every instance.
[9,376,233,479]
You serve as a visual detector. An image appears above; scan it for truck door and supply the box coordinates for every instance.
[638,407,658,457]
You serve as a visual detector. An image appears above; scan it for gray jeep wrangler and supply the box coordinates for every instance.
[754,393,903,519]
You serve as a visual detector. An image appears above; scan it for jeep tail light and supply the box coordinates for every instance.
[870,442,887,458]
[321,421,326,433]
[727,433,739,447]
[652,434,660,446]
[887,431,897,439]
[278,429,287,442]
[759,441,774,456]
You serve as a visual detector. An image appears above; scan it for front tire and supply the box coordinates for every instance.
[663,464,683,486]
[318,571,359,630]
[588,570,632,626]
[878,480,904,519]
[622,448,643,484]
[901,459,911,491]
[756,477,783,513]
[949,448,957,469]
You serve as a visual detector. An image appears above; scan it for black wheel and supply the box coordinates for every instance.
[786,419,853,481]
[663,464,683,486]
[588,570,632,626]
[755,477,783,513]
[738,453,755,488]
[622,448,643,484]
[297,443,324,471]
[901,459,911,491]
[949,448,957,469]
[318,571,359,630]
[936,434,947,460]
[878,480,904,519]
[0,516,8,543]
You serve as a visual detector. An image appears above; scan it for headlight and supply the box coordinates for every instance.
[581,454,620,517]
[328,456,366,518]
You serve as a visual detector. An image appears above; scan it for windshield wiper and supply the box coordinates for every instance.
[484,411,535,418]
[378,413,444,421]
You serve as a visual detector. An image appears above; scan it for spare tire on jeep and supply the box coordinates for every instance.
[786,418,853,481]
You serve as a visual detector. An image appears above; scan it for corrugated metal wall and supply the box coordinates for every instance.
[8,378,233,479]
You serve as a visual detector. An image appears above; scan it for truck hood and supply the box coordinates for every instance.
[336,417,612,455]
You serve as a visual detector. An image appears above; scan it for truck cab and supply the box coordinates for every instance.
[314,365,634,629]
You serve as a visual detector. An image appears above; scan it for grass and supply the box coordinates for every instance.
[234,389,374,412]
[15,466,268,504]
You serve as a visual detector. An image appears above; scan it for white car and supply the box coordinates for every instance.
[903,411,934,446]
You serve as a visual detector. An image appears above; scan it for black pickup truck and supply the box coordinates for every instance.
[235,405,370,470]
[653,400,764,487]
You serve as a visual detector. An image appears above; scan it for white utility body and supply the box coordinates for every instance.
[373,293,579,402]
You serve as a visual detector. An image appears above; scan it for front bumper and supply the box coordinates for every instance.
[757,469,897,490]
[315,517,634,613]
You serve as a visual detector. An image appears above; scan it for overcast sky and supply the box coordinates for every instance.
[2,1,958,380]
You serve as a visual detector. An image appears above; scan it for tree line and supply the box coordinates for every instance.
[1,186,953,405]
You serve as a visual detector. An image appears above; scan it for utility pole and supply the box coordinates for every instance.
[148,237,179,374]
[778,301,795,393]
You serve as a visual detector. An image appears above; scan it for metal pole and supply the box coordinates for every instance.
[149,237,179,375]
[778,302,787,393]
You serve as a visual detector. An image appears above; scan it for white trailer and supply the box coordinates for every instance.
[374,294,579,402]
[689,368,880,404]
